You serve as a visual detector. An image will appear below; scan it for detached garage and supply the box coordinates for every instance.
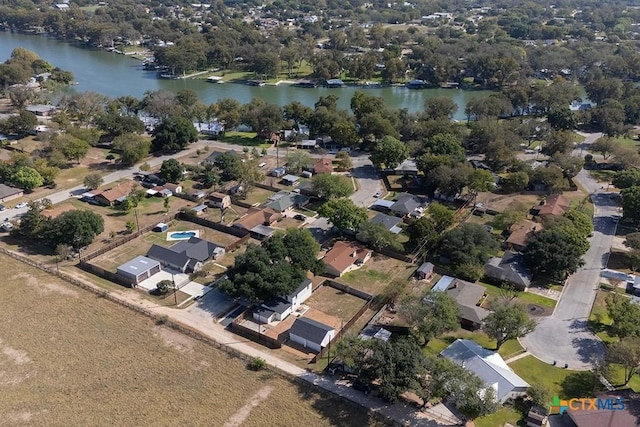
[117,256,161,285]
[289,317,335,352]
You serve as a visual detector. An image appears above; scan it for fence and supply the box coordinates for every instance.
[78,261,133,287]
[254,182,280,192]
[176,212,249,239]
[81,222,158,262]
[325,280,373,301]
[230,198,255,209]
[230,311,282,349]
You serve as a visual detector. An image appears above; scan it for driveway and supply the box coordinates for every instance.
[521,132,614,370]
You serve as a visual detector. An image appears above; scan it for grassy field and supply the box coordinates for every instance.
[305,285,367,324]
[0,254,380,426]
[425,332,523,359]
[475,407,522,427]
[218,131,271,148]
[479,281,557,310]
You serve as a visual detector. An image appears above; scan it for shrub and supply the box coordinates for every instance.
[248,357,267,371]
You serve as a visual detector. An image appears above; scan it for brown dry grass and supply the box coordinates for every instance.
[341,255,414,296]
[0,254,380,426]
[305,286,366,324]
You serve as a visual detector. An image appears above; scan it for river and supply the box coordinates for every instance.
[0,30,491,120]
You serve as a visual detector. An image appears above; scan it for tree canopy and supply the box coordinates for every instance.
[151,116,198,152]
[160,159,184,183]
[317,198,368,233]
[311,173,353,199]
[219,229,322,303]
[484,301,536,350]
[438,223,500,280]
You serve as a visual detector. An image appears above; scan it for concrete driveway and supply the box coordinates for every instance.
[521,132,613,370]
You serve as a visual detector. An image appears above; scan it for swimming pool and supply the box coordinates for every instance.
[166,230,200,241]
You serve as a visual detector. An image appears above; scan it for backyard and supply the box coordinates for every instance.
[0,254,380,426]
[341,255,414,295]
[305,284,368,324]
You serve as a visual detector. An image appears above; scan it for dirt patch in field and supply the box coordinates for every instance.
[11,273,79,298]
[223,385,273,427]
[153,326,195,353]
[0,339,31,366]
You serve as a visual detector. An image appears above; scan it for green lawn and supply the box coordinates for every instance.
[509,356,602,399]
[479,282,557,309]
[475,407,522,427]
[342,268,391,286]
[218,131,270,148]
[605,364,640,391]
[614,136,639,149]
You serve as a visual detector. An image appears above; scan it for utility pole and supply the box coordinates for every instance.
[134,208,140,232]
[172,273,177,306]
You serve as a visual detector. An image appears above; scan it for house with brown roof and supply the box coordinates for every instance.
[233,207,281,239]
[531,194,570,218]
[207,192,231,209]
[506,219,543,251]
[94,181,137,206]
[565,389,640,427]
[323,241,372,277]
[313,158,333,174]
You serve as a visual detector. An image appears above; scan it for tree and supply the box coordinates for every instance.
[398,292,460,345]
[438,223,499,280]
[83,173,103,190]
[317,198,368,233]
[219,229,321,302]
[406,216,438,252]
[112,133,151,166]
[563,209,594,238]
[357,222,402,252]
[484,302,536,350]
[613,169,640,189]
[547,108,577,130]
[284,150,311,174]
[15,200,49,239]
[160,159,184,183]
[2,110,37,137]
[58,135,90,164]
[624,232,640,250]
[424,96,458,121]
[527,383,551,408]
[95,111,145,137]
[311,174,353,199]
[523,229,587,280]
[156,280,173,295]
[606,293,640,338]
[541,130,574,156]
[423,133,465,160]
[335,151,353,171]
[370,135,409,169]
[48,210,104,249]
[607,337,640,386]
[502,172,529,193]
[151,116,198,152]
[621,186,640,225]
[11,166,43,191]
[427,202,455,230]
[591,136,620,160]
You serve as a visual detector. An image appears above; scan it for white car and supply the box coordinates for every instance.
[15,202,28,209]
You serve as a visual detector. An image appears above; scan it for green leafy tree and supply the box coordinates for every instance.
[15,200,49,239]
[160,159,184,183]
[527,383,551,408]
[356,222,402,252]
[563,209,594,238]
[523,229,587,280]
[311,174,353,199]
[284,150,311,174]
[613,170,640,189]
[335,151,353,171]
[438,223,499,280]
[406,216,438,252]
[318,198,368,233]
[214,151,243,181]
[423,133,465,160]
[606,337,640,385]
[11,166,43,191]
[624,232,640,250]
[58,135,90,164]
[502,172,530,193]
[606,293,640,338]
[112,133,151,166]
[152,116,198,152]
[2,110,37,137]
[621,186,640,225]
[398,292,460,345]
[83,173,103,190]
[591,136,620,160]
[484,302,536,350]
[95,111,145,138]
[48,210,104,249]
[370,135,409,169]
[424,96,458,121]
[156,280,173,295]
[427,202,455,230]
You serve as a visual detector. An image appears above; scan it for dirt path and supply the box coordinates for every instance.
[223,385,273,427]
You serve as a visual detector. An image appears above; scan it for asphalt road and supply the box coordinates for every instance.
[522,132,615,370]
[5,141,211,221]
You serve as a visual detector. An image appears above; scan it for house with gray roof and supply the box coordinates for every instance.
[441,339,530,403]
[369,212,402,234]
[415,262,435,280]
[390,193,423,216]
[117,256,161,284]
[484,251,533,291]
[147,237,224,273]
[0,183,23,203]
[253,298,293,324]
[289,317,335,352]
[264,191,309,212]
[430,276,491,329]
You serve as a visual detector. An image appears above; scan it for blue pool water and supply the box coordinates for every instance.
[169,231,196,239]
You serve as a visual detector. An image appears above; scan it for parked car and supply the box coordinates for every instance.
[0,204,5,211]
[294,214,306,221]
[15,202,28,209]
[352,380,371,395]
[373,191,382,198]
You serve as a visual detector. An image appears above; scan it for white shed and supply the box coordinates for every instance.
[289,317,335,352]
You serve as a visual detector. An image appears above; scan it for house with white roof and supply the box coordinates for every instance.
[441,339,530,403]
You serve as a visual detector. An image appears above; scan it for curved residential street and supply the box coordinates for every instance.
[522,132,616,370]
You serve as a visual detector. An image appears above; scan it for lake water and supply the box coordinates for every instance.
[0,30,492,120]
